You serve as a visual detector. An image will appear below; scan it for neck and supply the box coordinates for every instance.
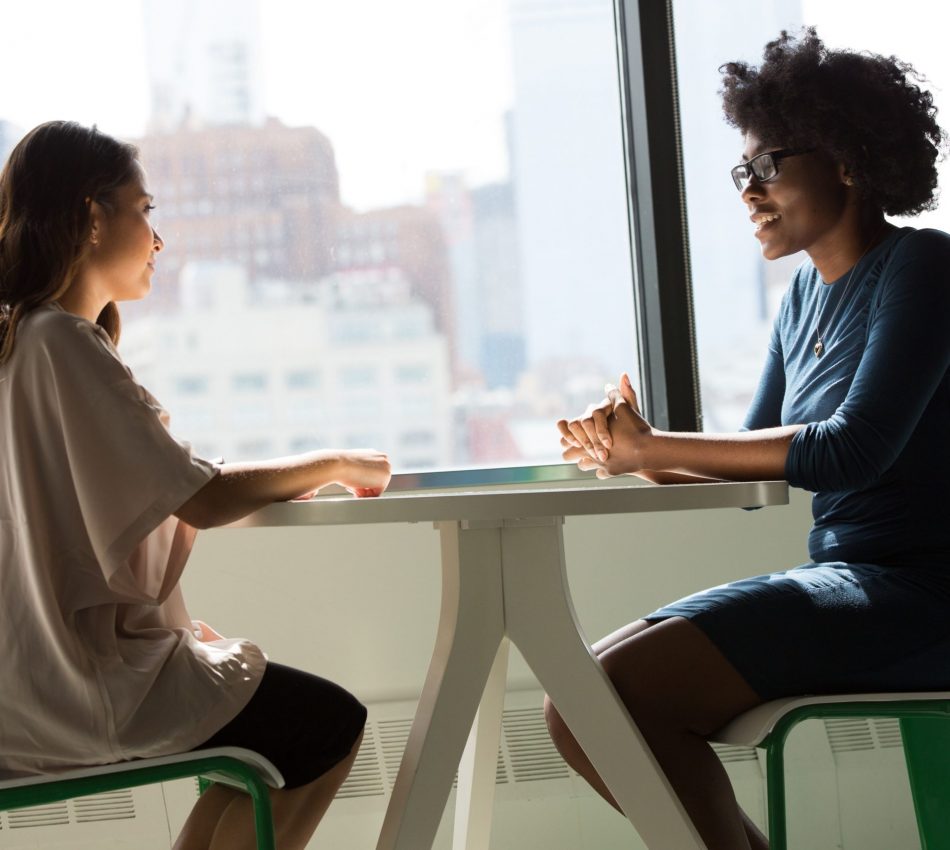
[810,208,889,282]
[56,275,108,324]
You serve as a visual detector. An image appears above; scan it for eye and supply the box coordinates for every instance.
[145,204,156,214]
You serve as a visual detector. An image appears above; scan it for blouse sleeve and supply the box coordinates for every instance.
[37,314,218,603]
[786,230,950,492]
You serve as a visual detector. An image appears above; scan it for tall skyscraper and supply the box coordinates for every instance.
[508,0,635,372]
[142,0,265,131]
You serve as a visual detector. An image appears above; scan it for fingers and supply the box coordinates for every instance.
[349,486,383,498]
[580,407,611,457]
[557,401,613,461]
[559,415,597,459]
[621,372,640,412]
[561,442,589,462]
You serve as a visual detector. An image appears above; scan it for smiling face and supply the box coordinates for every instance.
[85,162,164,306]
[739,132,851,267]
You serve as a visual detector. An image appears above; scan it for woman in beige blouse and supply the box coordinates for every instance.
[0,121,391,850]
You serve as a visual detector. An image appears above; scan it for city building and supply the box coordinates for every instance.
[136,119,341,309]
[120,262,452,470]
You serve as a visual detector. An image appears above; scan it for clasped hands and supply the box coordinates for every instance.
[556,372,653,478]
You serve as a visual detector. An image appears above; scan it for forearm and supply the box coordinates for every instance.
[177,451,343,529]
[641,425,803,481]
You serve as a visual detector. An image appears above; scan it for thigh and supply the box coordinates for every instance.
[597,617,762,736]
[193,662,367,789]
[591,618,655,655]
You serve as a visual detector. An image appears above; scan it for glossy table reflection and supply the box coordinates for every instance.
[231,479,788,850]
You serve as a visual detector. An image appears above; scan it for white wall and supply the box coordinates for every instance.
[183,485,812,700]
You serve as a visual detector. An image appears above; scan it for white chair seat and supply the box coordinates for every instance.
[712,690,950,748]
[0,746,285,792]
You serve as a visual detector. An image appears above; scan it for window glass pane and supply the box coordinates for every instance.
[674,0,950,432]
[1,0,639,472]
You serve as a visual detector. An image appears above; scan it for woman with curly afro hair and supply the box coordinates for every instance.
[548,28,950,849]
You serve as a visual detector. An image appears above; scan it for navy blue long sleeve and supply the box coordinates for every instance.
[743,227,950,567]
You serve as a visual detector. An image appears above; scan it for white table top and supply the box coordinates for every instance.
[228,479,788,528]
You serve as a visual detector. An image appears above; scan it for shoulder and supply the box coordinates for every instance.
[882,226,950,271]
[19,306,119,363]
[870,227,950,320]
[14,306,129,391]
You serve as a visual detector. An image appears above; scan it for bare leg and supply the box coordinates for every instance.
[174,729,364,850]
[173,784,242,850]
[544,618,767,850]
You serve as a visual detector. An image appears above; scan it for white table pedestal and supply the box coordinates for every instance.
[375,517,706,850]
[231,480,787,850]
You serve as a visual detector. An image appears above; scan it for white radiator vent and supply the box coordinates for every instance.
[337,724,386,799]
[871,718,903,749]
[825,718,878,753]
[711,743,759,765]
[370,715,508,796]
[1,789,138,832]
[377,717,414,790]
[334,704,761,800]
[5,802,69,829]
[501,707,571,783]
[72,789,136,823]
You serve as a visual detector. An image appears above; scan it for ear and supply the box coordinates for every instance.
[838,162,855,187]
[87,199,107,246]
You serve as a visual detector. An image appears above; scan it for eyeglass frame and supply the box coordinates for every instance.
[730,147,816,192]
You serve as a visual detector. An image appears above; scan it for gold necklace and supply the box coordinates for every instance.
[813,224,886,358]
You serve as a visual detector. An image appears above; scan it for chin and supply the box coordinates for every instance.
[759,240,796,262]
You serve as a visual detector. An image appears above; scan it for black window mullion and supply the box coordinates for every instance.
[614,0,702,432]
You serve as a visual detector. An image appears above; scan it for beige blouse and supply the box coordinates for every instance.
[0,304,266,778]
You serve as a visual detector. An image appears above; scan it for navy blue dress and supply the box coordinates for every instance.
[647,226,950,699]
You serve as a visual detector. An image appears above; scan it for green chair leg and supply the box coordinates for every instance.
[901,717,950,850]
[763,714,796,850]
[751,702,950,850]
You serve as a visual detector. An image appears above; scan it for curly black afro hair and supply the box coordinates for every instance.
[720,28,947,216]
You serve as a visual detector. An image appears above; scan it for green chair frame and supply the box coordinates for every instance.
[0,746,283,850]
[712,693,950,850]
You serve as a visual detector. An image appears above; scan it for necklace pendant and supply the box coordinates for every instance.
[814,340,824,358]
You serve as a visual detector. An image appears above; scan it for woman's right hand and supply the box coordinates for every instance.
[334,449,392,497]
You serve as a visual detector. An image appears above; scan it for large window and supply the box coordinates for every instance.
[4,3,947,475]
[1,0,658,474]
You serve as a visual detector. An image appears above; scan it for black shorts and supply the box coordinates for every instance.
[192,661,367,789]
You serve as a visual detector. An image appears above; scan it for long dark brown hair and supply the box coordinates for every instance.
[0,121,140,364]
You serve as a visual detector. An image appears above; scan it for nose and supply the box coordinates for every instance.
[740,175,766,205]
[152,227,164,253]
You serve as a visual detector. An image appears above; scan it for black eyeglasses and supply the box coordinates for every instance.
[730,148,815,191]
